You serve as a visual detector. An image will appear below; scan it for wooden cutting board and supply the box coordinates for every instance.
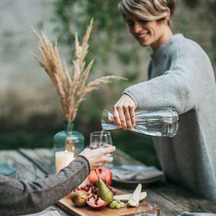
[57,187,136,216]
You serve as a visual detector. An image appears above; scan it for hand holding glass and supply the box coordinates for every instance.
[90,131,113,156]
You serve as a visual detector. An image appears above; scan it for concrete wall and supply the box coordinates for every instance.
[0,0,64,130]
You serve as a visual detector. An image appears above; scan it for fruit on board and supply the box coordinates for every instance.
[127,183,142,207]
[109,199,125,209]
[69,185,93,199]
[97,177,113,204]
[88,166,112,186]
[114,191,147,202]
[109,200,118,208]
[73,185,93,194]
[86,194,108,209]
[71,190,89,207]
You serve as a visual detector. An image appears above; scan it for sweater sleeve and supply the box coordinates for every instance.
[124,43,200,114]
[0,155,90,216]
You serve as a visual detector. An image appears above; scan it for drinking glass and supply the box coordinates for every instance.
[135,202,157,216]
[90,131,113,156]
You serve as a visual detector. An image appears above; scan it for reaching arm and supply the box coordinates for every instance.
[0,156,89,216]
[114,44,203,129]
[124,66,197,114]
[125,43,203,114]
[0,146,115,216]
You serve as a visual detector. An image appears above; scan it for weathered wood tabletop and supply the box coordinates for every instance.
[0,148,216,216]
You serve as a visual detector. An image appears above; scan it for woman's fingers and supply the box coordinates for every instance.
[98,146,115,164]
[80,146,116,170]
[93,147,115,167]
[113,94,136,129]
[129,106,136,127]
[116,106,127,129]
[124,107,133,129]
[101,146,116,155]
[113,108,121,128]
[101,155,113,163]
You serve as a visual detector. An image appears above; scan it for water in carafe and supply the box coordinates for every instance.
[101,108,179,137]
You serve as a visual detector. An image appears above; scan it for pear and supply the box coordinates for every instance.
[96,177,113,204]
[127,183,142,207]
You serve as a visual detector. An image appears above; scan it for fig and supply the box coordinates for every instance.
[86,194,108,209]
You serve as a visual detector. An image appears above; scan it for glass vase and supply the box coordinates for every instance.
[53,120,85,173]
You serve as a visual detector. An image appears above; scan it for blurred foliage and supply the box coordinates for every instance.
[50,0,138,67]
[182,0,216,62]
[111,130,161,168]
[205,1,216,62]
[0,131,53,150]
[183,0,200,9]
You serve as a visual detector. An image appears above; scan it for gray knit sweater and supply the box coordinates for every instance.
[125,34,216,203]
[0,155,90,216]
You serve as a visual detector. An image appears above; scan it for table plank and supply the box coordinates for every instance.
[19,148,54,174]
[151,184,216,214]
[0,150,45,178]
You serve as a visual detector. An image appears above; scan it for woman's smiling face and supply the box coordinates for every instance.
[125,18,169,50]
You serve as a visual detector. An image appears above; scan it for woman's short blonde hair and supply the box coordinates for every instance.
[118,0,176,25]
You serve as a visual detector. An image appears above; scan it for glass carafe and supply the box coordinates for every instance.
[101,108,179,137]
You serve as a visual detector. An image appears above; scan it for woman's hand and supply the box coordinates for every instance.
[80,146,116,170]
[113,94,136,130]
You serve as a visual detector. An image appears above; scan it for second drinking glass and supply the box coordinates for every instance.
[90,131,113,156]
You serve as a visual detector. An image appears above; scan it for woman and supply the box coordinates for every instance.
[0,146,115,215]
[113,0,216,202]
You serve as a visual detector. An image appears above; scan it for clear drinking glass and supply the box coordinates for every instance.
[135,202,157,216]
[90,131,113,156]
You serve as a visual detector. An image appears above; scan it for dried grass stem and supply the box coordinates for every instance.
[31,19,126,121]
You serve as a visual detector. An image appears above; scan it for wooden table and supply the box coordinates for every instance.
[0,148,216,216]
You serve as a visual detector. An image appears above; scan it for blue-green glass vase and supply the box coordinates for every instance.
[53,120,85,173]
